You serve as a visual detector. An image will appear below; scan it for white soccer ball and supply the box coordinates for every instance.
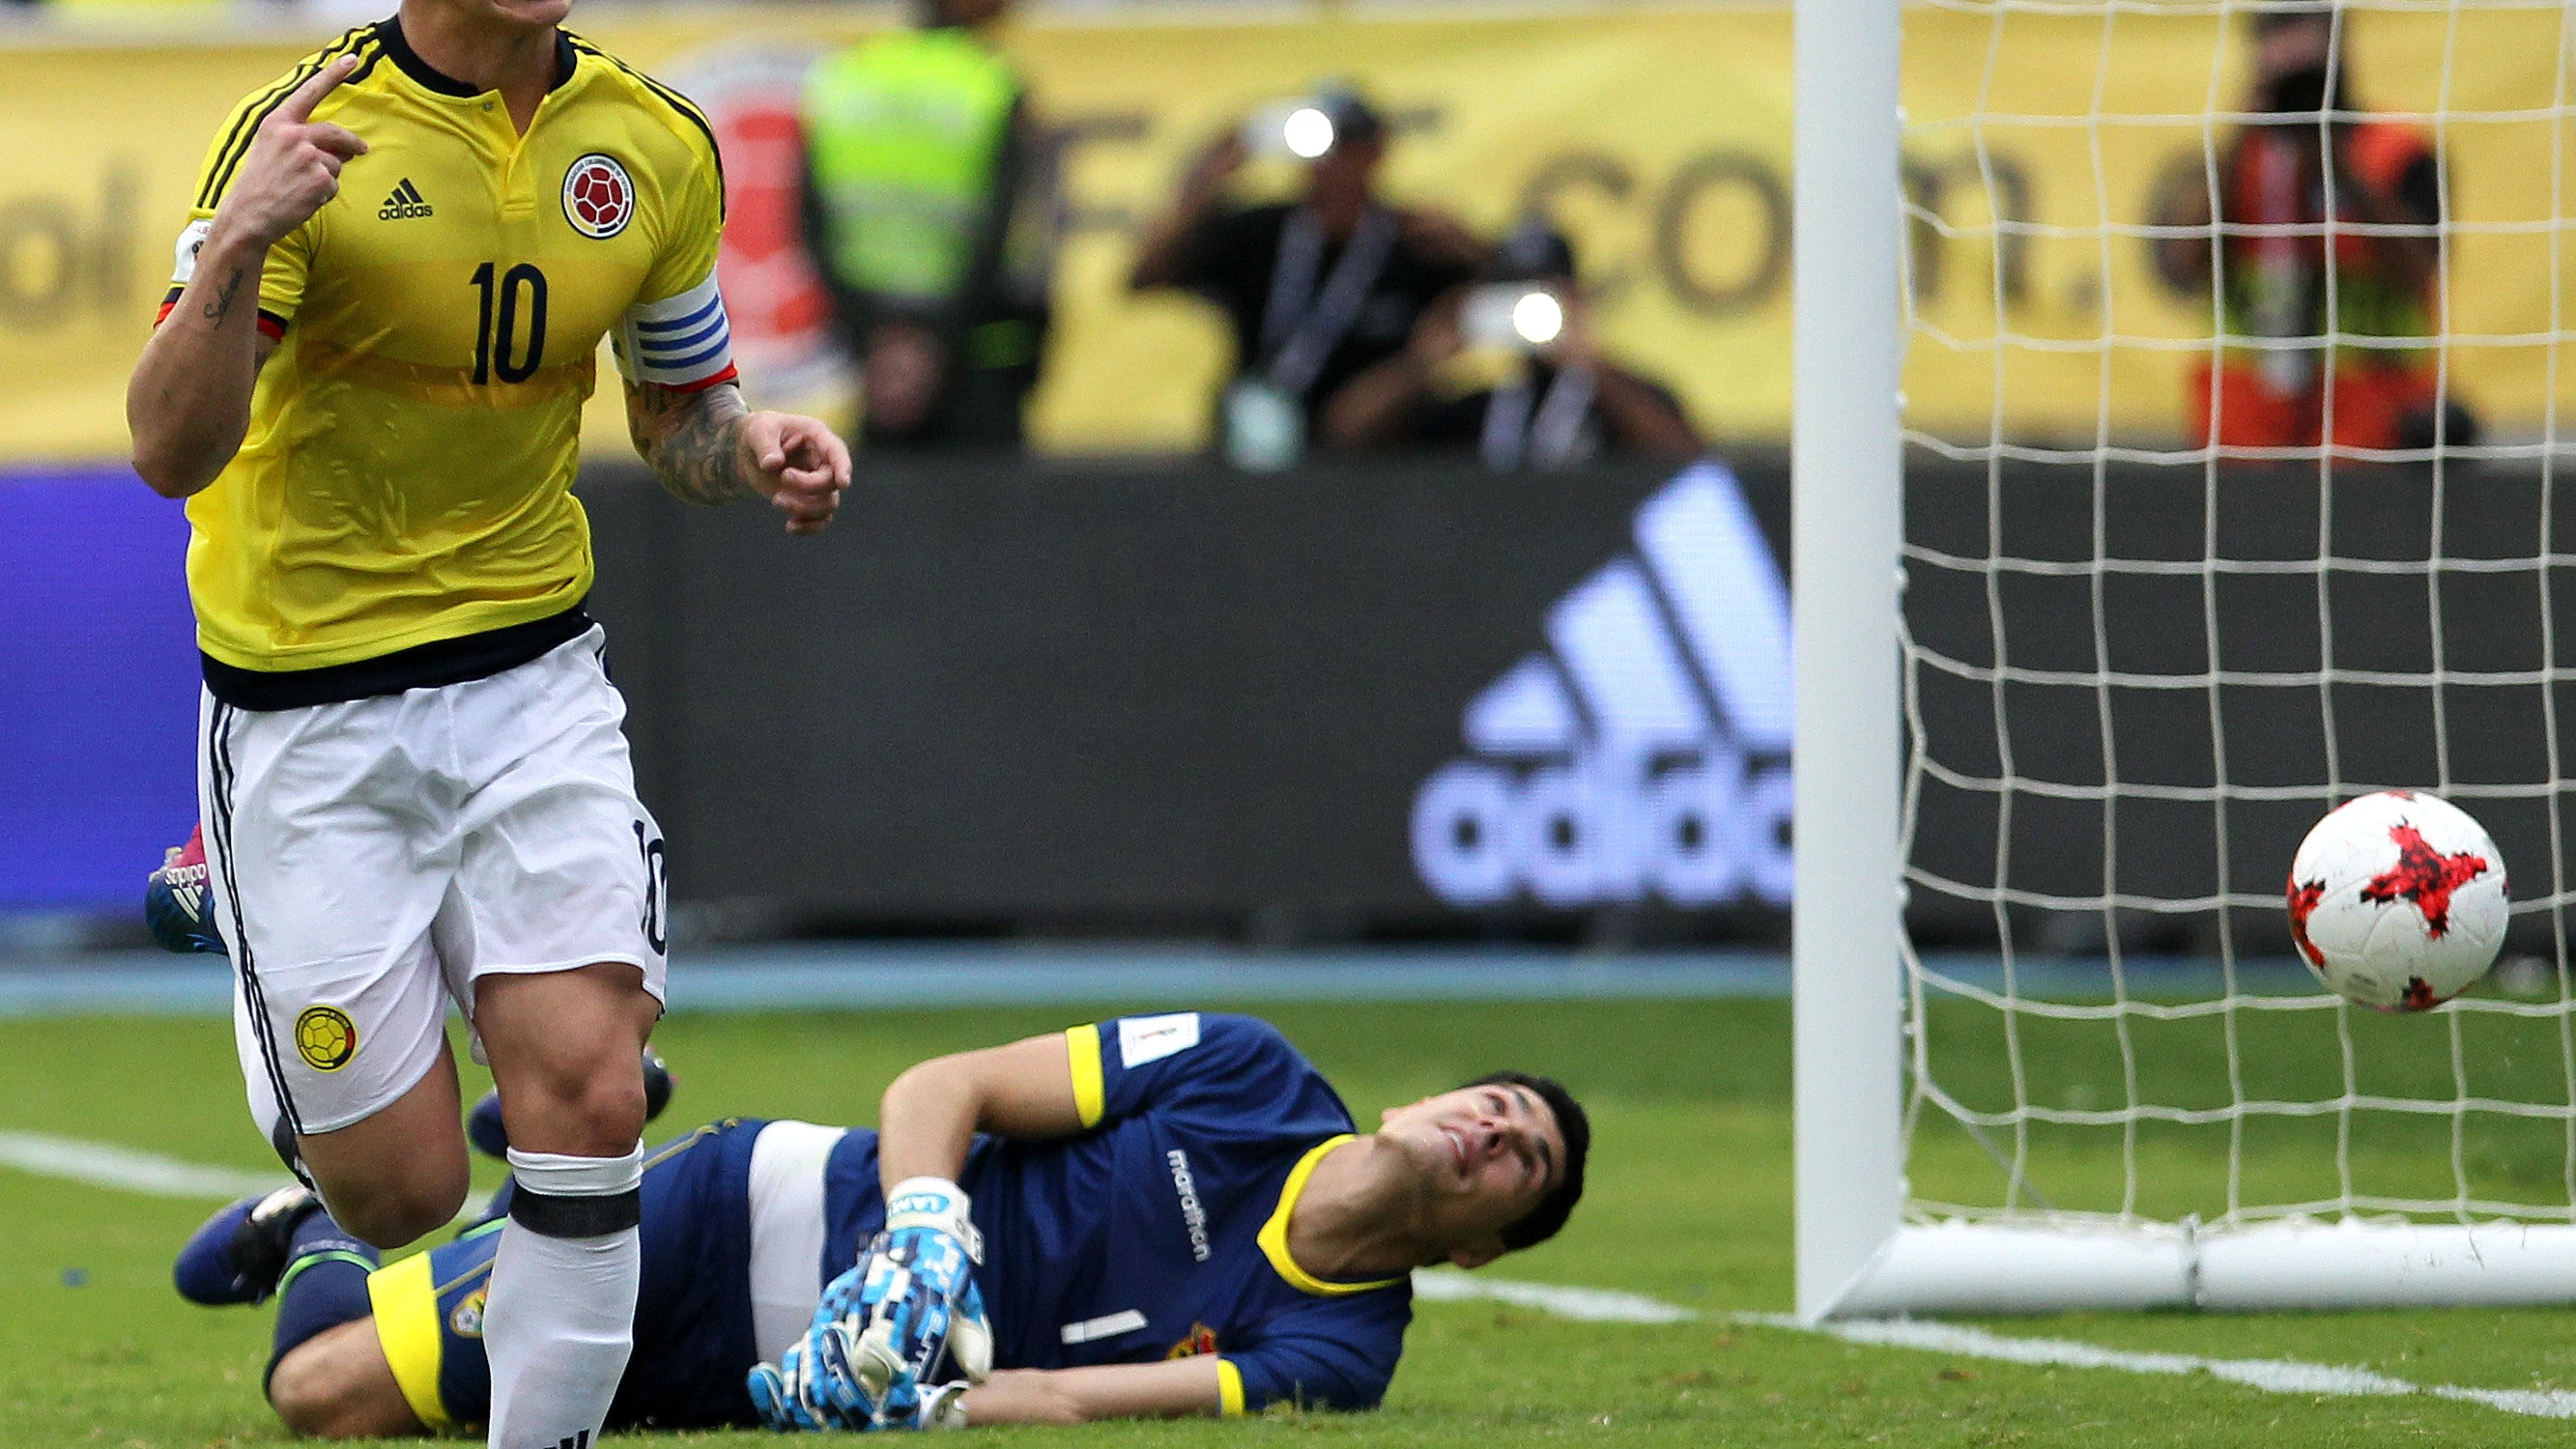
[2286,790,2508,1011]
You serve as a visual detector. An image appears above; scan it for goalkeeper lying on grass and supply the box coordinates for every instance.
[170,1007,1587,1435]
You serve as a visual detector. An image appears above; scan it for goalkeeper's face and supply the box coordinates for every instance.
[1377,1082,1566,1266]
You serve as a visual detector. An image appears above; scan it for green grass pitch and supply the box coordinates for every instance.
[9,997,2576,1446]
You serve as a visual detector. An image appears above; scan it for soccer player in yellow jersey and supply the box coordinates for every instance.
[126,1,850,1444]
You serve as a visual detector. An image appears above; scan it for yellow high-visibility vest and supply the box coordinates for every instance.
[801,29,1020,304]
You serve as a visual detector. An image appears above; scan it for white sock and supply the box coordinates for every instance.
[484,1145,644,1449]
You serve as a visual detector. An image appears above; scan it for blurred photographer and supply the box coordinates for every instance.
[801,0,1057,450]
[1129,88,1481,467]
[2152,3,2469,453]
[1321,221,1700,467]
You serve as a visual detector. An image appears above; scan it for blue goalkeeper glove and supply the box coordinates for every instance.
[746,1318,871,1432]
[843,1178,993,1426]
[902,1381,970,1432]
[746,1175,987,1439]
[144,825,226,956]
[757,1258,878,1430]
[744,1341,969,1435]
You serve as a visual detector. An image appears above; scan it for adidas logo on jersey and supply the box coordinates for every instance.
[378,179,433,220]
[1412,462,1794,910]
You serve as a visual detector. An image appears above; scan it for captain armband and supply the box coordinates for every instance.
[614,270,738,392]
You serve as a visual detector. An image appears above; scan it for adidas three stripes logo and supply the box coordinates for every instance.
[1412,462,1797,911]
[378,178,432,220]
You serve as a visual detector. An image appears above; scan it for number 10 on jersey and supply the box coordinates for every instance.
[469,263,548,384]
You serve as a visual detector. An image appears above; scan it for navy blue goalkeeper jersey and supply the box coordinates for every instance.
[367,1012,1414,1429]
[839,1011,1416,1413]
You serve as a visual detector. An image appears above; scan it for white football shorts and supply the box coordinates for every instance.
[196,627,669,1138]
[746,1120,847,1360]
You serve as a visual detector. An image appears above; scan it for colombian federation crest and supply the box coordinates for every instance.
[293,1006,358,1072]
[563,154,636,239]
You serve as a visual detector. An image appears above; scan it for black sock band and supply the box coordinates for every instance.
[508,1185,642,1237]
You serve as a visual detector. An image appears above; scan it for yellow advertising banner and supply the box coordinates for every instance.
[1,3,2567,462]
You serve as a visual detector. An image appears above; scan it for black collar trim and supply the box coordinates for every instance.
[372,16,578,99]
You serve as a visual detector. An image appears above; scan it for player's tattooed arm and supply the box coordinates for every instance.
[129,56,364,498]
[626,379,757,505]
[624,380,852,534]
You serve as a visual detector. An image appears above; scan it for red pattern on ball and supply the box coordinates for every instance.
[2359,822,2488,938]
[2285,875,2327,967]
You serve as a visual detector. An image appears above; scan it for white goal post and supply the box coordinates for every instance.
[1792,0,2576,1319]
[1791,0,1909,1322]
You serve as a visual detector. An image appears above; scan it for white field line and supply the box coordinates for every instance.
[0,1129,289,1199]
[1420,1269,2576,1420]
[1763,1315,2576,1420]
[1412,1266,1702,1321]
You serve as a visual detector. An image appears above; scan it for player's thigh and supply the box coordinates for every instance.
[199,691,462,1141]
[438,630,667,1151]
[438,629,669,998]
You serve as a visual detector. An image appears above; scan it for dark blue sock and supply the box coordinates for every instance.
[265,1212,381,1393]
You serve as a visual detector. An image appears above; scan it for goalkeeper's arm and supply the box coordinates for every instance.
[870,1037,1240,1421]
[955,1360,1230,1425]
[875,1032,1094,1187]
[954,1321,1390,1423]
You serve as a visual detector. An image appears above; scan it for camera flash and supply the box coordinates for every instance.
[1282,107,1336,159]
[1511,291,1564,346]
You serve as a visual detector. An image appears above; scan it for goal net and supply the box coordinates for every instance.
[1794,0,2576,1316]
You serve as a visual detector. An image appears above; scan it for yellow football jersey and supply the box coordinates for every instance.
[162,20,737,686]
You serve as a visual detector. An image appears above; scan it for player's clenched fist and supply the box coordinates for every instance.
[216,54,369,248]
[743,411,853,535]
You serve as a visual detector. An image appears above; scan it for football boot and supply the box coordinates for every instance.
[144,824,225,956]
[173,1184,320,1306]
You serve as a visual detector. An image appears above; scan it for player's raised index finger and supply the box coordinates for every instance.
[278,53,360,124]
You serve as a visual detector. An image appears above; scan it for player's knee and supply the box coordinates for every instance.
[570,1064,649,1149]
[317,1158,469,1249]
[268,1336,383,1439]
[504,1074,647,1160]
[584,1064,649,1141]
[505,1051,649,1156]
[332,1190,463,1251]
[267,1346,341,1435]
